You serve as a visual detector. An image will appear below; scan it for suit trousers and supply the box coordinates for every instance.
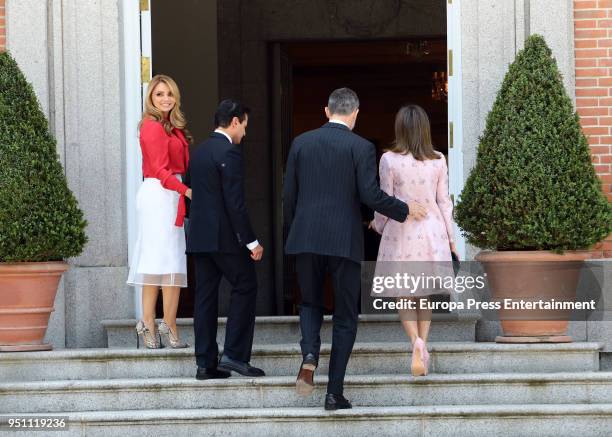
[296,253,361,395]
[193,251,258,368]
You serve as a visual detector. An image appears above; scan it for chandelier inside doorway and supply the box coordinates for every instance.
[404,40,448,103]
[432,71,448,102]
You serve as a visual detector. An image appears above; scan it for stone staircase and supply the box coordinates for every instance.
[0,314,611,436]
[101,313,479,348]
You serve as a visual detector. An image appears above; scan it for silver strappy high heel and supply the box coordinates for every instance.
[135,320,162,349]
[158,320,189,348]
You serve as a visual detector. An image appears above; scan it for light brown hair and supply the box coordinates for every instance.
[390,105,440,161]
[139,74,192,143]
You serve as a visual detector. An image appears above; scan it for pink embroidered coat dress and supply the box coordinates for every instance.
[372,151,456,297]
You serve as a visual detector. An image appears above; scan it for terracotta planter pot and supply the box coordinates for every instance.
[0,261,68,351]
[475,250,590,343]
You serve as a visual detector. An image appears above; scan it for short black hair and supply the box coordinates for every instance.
[327,88,359,115]
[214,99,250,128]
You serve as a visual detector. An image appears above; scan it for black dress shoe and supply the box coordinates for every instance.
[217,354,265,377]
[324,393,352,410]
[195,366,231,380]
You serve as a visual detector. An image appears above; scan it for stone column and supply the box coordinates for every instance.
[7,0,68,348]
[6,0,134,348]
[60,0,133,347]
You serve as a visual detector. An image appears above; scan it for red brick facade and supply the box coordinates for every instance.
[574,0,612,257]
[0,0,5,52]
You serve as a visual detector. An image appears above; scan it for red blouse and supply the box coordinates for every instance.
[140,119,190,226]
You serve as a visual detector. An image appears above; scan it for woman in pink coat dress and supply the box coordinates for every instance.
[371,105,458,377]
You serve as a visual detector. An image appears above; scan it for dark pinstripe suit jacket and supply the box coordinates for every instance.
[283,122,408,263]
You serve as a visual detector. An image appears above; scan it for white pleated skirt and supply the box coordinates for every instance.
[126,177,187,288]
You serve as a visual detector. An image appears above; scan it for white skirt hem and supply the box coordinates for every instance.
[127,177,187,288]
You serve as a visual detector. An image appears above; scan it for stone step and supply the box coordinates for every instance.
[2,404,611,437]
[2,373,612,415]
[0,342,601,382]
[101,313,479,348]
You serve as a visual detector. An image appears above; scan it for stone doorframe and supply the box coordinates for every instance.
[121,0,578,319]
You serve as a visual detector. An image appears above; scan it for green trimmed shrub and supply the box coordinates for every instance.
[455,34,611,251]
[0,51,87,262]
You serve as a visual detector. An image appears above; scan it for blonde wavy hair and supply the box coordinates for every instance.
[139,74,192,143]
[389,104,440,161]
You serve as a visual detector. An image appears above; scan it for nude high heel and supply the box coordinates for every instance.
[422,345,430,376]
[411,337,426,377]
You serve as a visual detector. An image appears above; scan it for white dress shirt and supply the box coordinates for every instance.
[213,129,259,250]
[214,128,232,143]
[329,119,350,128]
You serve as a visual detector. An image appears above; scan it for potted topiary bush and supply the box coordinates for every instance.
[455,35,612,343]
[0,52,87,351]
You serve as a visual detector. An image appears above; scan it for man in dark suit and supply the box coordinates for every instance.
[283,88,427,410]
[187,99,265,380]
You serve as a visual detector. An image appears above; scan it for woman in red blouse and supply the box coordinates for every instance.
[127,74,191,349]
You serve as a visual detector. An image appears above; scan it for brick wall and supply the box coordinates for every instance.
[0,0,5,52]
[574,0,612,257]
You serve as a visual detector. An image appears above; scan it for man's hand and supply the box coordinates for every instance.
[408,200,427,220]
[250,244,264,261]
[185,188,192,200]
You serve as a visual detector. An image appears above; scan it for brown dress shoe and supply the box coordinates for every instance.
[296,353,317,396]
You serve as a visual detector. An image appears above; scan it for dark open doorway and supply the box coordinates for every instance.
[272,38,448,315]
[145,0,451,318]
